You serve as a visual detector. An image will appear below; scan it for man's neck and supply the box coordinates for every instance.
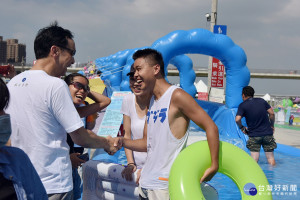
[31,58,57,77]
[136,93,151,108]
[153,78,171,100]
[244,96,252,101]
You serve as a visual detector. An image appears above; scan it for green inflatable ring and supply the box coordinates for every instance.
[169,141,272,200]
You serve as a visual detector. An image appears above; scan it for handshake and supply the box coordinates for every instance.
[104,136,124,155]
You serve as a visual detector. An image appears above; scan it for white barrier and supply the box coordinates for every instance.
[82,161,139,200]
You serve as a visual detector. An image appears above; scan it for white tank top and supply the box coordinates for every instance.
[140,85,188,189]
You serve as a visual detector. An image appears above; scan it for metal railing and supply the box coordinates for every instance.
[167,69,300,80]
[13,66,300,80]
[14,66,84,73]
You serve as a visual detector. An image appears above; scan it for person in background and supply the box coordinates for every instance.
[5,21,120,200]
[0,65,16,147]
[121,64,151,184]
[289,114,294,126]
[0,78,48,200]
[95,70,102,78]
[120,48,219,200]
[236,86,276,166]
[64,72,111,199]
[0,64,16,80]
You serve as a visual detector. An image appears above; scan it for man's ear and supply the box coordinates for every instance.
[242,94,246,100]
[153,64,160,75]
[50,46,59,57]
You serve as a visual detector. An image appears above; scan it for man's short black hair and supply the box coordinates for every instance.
[132,48,165,76]
[34,21,74,59]
[242,86,255,97]
[0,78,9,110]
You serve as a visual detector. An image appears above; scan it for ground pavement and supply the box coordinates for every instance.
[274,125,300,149]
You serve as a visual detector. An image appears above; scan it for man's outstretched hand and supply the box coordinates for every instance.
[104,136,123,155]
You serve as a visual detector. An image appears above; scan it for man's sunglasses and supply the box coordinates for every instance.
[57,45,76,56]
[71,82,90,92]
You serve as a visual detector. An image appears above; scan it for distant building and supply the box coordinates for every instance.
[0,36,7,64]
[0,36,26,64]
[6,39,26,64]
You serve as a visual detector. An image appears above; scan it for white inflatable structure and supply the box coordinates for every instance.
[82,161,139,200]
[82,159,218,200]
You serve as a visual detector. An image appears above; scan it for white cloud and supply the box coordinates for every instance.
[279,0,300,18]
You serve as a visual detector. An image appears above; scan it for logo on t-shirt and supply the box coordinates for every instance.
[13,77,28,87]
[147,108,167,124]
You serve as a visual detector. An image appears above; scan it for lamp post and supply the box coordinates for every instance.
[207,0,218,95]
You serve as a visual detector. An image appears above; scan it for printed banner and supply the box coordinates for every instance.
[97,91,131,137]
[198,92,208,101]
[211,57,224,88]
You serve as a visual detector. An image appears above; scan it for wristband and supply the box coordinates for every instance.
[127,163,136,166]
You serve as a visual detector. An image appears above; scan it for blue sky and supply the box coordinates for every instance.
[1,0,299,71]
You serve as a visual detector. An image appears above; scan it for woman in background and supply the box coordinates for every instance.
[121,65,152,184]
[64,73,111,199]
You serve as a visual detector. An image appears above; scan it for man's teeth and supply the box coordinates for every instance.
[136,80,142,83]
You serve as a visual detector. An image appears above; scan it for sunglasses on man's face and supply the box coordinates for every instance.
[71,82,90,92]
[57,45,76,57]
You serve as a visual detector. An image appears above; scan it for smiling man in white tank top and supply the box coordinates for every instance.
[121,48,219,200]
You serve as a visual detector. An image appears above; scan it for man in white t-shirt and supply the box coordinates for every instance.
[5,21,121,200]
[120,49,219,200]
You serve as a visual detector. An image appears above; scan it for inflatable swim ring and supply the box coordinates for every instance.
[169,141,272,200]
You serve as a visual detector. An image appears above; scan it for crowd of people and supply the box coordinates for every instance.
[0,21,277,200]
